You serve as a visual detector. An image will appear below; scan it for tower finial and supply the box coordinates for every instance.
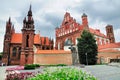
[8,17,11,24]
[27,4,32,16]
[29,4,31,11]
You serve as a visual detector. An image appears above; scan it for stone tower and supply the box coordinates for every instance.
[106,25,115,43]
[20,5,35,65]
[2,17,13,65]
[81,13,89,31]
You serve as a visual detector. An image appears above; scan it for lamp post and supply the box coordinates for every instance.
[85,52,88,65]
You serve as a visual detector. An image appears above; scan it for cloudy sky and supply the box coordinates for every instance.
[0,0,120,52]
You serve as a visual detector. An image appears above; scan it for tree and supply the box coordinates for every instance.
[77,30,98,65]
[0,52,3,60]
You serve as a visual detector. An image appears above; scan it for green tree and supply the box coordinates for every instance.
[77,30,98,65]
[0,52,3,60]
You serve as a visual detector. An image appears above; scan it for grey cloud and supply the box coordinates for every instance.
[72,0,120,29]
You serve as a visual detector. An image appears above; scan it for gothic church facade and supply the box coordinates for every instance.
[2,5,54,65]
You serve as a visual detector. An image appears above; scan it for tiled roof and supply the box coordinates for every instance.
[36,50,71,54]
[89,28,107,38]
[11,33,46,44]
[11,33,22,43]
[98,42,120,50]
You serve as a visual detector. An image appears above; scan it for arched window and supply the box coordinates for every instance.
[18,47,21,59]
[12,47,17,57]
[64,38,72,46]
[26,35,29,47]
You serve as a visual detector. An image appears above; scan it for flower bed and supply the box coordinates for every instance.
[5,66,39,80]
[6,71,36,80]
[27,67,97,80]
[6,66,24,72]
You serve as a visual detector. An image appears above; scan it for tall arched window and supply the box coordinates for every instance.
[18,47,21,59]
[26,35,29,47]
[12,47,17,57]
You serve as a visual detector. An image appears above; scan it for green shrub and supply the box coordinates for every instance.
[24,64,40,70]
[39,64,67,67]
[27,67,97,80]
[56,64,67,66]
[34,64,40,67]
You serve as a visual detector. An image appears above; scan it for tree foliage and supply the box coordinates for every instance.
[0,52,3,60]
[77,30,98,65]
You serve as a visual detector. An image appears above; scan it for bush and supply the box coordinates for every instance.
[24,64,40,70]
[6,71,35,80]
[27,67,97,80]
[34,64,40,67]
[56,64,67,66]
[39,64,67,67]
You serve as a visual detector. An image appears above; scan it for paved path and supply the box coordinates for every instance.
[0,66,16,80]
[83,65,120,80]
[0,65,120,80]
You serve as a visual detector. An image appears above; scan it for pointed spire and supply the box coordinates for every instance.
[29,4,32,12]
[23,17,26,23]
[11,25,15,34]
[8,17,11,24]
[28,4,32,16]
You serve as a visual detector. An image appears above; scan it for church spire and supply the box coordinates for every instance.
[8,17,11,24]
[27,4,32,16]
[29,4,31,11]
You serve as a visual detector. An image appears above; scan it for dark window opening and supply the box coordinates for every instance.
[26,35,29,47]
[18,47,21,59]
[12,47,17,57]
[65,22,68,25]
[42,46,45,50]
[46,47,49,50]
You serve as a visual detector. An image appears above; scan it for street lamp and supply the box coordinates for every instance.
[85,53,88,65]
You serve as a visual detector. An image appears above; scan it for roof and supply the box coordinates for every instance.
[98,42,120,50]
[89,28,107,38]
[99,48,120,53]
[11,33,49,45]
[36,50,71,54]
[11,33,22,43]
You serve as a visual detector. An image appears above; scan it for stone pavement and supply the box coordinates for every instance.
[0,66,16,80]
[83,65,120,80]
[0,65,120,80]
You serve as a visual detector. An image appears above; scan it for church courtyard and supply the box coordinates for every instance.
[0,64,120,80]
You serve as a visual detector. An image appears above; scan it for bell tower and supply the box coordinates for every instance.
[106,25,115,43]
[81,13,89,31]
[20,5,35,65]
[2,17,12,65]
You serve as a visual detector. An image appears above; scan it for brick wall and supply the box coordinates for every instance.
[34,53,72,65]
[97,52,120,63]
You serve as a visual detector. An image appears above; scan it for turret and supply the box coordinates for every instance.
[81,13,89,31]
[27,4,33,21]
[20,5,35,65]
[11,25,15,34]
[6,17,12,34]
[2,17,12,65]
[106,25,115,43]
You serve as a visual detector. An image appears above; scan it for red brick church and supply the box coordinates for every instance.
[55,12,120,63]
[55,12,115,50]
[2,5,54,65]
